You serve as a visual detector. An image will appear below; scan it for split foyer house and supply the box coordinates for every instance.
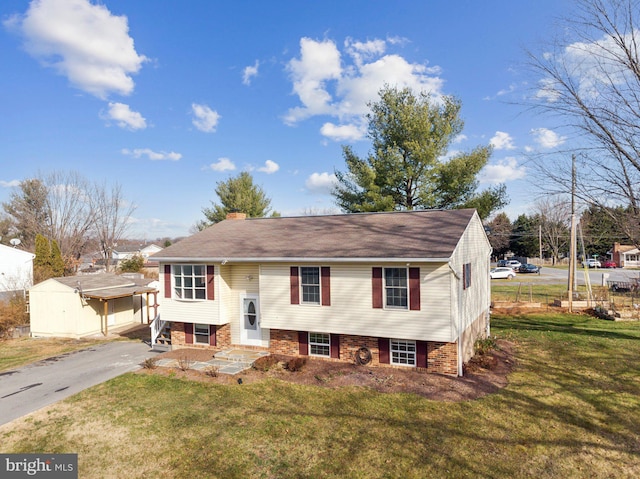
[152,209,492,376]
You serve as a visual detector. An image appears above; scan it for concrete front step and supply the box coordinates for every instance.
[155,348,269,375]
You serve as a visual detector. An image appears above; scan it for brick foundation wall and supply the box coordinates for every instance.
[427,342,458,376]
[270,330,301,356]
[170,323,460,375]
[170,322,233,352]
[271,329,459,375]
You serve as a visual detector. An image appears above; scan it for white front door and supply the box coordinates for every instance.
[240,296,262,346]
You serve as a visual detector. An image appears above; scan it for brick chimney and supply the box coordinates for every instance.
[226,211,247,220]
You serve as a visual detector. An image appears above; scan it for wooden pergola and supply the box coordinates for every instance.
[81,285,158,336]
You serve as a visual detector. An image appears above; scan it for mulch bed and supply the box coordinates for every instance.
[142,340,516,402]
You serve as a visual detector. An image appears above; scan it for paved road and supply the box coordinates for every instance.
[0,341,158,426]
[532,266,640,286]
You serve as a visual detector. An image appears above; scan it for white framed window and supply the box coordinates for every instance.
[301,267,320,304]
[309,332,330,357]
[173,265,206,300]
[384,268,408,309]
[194,323,210,345]
[390,339,416,366]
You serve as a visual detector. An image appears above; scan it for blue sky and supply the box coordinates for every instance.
[0,0,572,239]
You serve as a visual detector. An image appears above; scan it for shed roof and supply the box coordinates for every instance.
[48,274,157,300]
[153,209,479,262]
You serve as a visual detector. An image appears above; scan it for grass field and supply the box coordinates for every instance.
[1,312,639,478]
[0,337,106,372]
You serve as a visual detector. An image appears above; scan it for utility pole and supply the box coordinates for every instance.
[568,154,576,313]
[539,224,542,265]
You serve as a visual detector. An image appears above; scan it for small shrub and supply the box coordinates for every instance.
[286,357,307,372]
[142,357,158,369]
[253,355,279,372]
[177,355,193,371]
[0,294,29,340]
[203,366,219,378]
[475,337,497,356]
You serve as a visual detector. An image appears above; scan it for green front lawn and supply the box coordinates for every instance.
[1,313,639,478]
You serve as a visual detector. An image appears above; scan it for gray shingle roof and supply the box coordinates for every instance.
[153,209,477,262]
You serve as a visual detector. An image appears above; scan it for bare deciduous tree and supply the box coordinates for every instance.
[91,182,136,272]
[2,178,49,250]
[526,0,640,243]
[534,196,571,264]
[41,171,94,263]
[3,172,136,273]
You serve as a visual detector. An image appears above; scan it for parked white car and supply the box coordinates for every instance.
[505,260,522,271]
[490,267,516,280]
[584,258,601,268]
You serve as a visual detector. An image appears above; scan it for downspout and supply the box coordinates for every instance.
[448,262,463,376]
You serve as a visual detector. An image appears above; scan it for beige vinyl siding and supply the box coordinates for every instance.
[30,280,139,338]
[259,262,454,342]
[223,264,264,345]
[160,263,221,325]
[450,213,491,341]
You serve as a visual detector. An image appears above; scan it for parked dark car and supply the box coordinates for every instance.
[602,260,617,268]
[519,263,541,274]
[497,260,508,267]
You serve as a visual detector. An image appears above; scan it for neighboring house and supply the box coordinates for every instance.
[30,274,158,338]
[152,209,492,376]
[611,242,640,268]
[112,244,163,268]
[0,244,35,298]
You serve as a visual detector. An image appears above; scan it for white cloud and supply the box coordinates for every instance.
[103,102,146,130]
[121,148,181,161]
[453,134,467,144]
[479,157,526,184]
[284,37,445,142]
[0,179,20,188]
[191,103,221,133]
[320,122,365,142]
[257,160,279,174]
[243,60,259,85]
[208,158,235,172]
[345,37,386,66]
[530,127,567,149]
[305,172,338,194]
[285,38,342,124]
[489,131,516,150]
[6,0,147,99]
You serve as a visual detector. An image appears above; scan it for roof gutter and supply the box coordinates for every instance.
[153,256,452,264]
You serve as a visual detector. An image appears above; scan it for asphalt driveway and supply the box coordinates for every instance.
[0,341,158,426]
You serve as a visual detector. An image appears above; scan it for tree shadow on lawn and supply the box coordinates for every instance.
[492,314,640,342]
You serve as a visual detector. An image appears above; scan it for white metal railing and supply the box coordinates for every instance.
[150,314,166,347]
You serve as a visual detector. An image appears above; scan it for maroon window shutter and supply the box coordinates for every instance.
[184,323,193,344]
[409,267,421,311]
[321,267,331,306]
[206,265,215,300]
[164,264,171,299]
[372,267,383,308]
[298,331,308,355]
[416,340,427,368]
[290,267,300,304]
[209,325,217,346]
[378,338,390,364]
[330,334,340,359]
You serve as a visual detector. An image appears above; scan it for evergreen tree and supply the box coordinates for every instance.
[333,85,508,218]
[198,172,277,229]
